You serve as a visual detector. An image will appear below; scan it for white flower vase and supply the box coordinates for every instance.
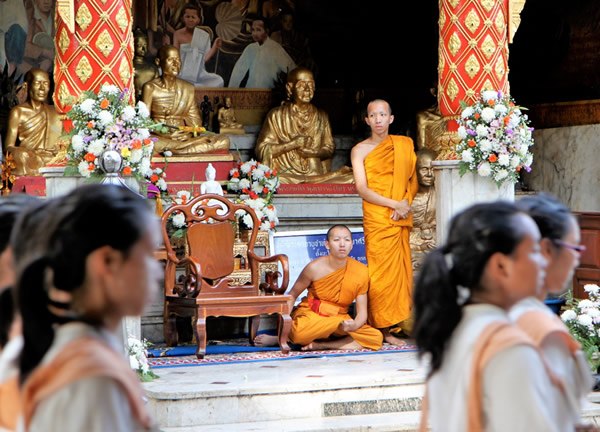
[433,160,515,244]
[99,150,140,195]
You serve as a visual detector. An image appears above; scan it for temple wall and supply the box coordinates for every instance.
[524,124,600,212]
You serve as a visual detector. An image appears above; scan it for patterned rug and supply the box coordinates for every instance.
[148,343,418,368]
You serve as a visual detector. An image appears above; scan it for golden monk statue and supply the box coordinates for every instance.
[410,148,437,271]
[218,97,244,135]
[415,87,444,151]
[142,45,230,155]
[5,69,62,176]
[133,29,159,101]
[256,67,353,183]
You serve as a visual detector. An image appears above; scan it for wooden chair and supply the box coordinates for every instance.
[160,194,292,358]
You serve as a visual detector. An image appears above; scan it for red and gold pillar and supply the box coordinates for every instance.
[53,0,134,113]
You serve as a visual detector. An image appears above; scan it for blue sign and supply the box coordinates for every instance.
[271,228,366,292]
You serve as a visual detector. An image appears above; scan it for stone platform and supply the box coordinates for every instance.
[143,350,600,431]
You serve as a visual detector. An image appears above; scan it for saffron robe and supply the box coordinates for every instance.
[363,135,418,329]
[289,258,383,350]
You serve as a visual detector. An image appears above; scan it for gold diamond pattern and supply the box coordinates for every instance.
[494,12,505,33]
[464,54,481,79]
[450,14,459,23]
[466,88,476,98]
[438,50,445,71]
[58,28,70,54]
[95,30,114,57]
[465,9,481,33]
[76,56,93,83]
[116,8,128,32]
[448,0,459,8]
[481,35,496,59]
[446,78,459,101]
[439,9,446,27]
[58,82,72,106]
[75,4,92,31]
[119,58,131,84]
[482,79,494,91]
[480,0,494,12]
[448,32,461,56]
[495,57,505,80]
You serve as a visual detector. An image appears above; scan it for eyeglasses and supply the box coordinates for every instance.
[552,239,587,253]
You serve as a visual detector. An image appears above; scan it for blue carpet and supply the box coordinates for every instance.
[148,344,280,357]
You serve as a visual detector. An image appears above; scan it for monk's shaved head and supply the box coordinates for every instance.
[326,224,352,241]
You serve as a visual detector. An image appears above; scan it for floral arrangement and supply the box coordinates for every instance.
[456,90,534,186]
[561,284,600,372]
[227,160,280,231]
[64,84,168,195]
[0,153,16,193]
[127,335,158,382]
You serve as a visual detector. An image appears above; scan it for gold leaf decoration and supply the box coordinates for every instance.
[482,79,494,90]
[446,78,459,102]
[495,57,506,80]
[58,28,70,55]
[481,35,496,59]
[58,82,73,106]
[448,0,460,8]
[116,8,128,31]
[439,9,446,27]
[119,58,131,83]
[75,4,92,31]
[464,54,481,79]
[95,30,114,57]
[480,0,494,12]
[76,56,93,83]
[448,32,461,57]
[494,12,505,33]
[465,9,481,33]
[466,88,476,98]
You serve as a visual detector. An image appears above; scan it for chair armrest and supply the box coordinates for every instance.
[176,256,203,298]
[248,251,289,294]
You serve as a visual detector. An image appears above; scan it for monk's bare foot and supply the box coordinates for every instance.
[253,334,278,347]
[301,342,315,351]
[383,329,408,346]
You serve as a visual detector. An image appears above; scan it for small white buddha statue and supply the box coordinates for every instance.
[200,163,223,195]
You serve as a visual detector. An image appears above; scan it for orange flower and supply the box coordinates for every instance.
[232,171,240,178]
[87,121,94,129]
[63,119,74,133]
[504,116,511,126]
[88,163,95,171]
[474,113,480,120]
[131,139,142,149]
[122,166,132,176]
[249,191,258,199]
[467,139,476,148]
[150,174,159,183]
[84,153,96,162]
[100,99,110,109]
[487,99,495,106]
[263,187,269,194]
[143,138,152,145]
[488,154,498,163]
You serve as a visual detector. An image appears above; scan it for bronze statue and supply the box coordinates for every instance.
[410,148,437,271]
[415,87,444,151]
[5,68,62,176]
[256,67,352,183]
[218,96,244,134]
[133,29,159,101]
[142,45,230,155]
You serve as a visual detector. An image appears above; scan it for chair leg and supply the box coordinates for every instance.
[164,302,178,347]
[195,315,207,359]
[249,315,261,345]
[278,313,292,354]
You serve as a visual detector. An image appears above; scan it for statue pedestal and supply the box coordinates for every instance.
[433,160,514,244]
[39,166,140,197]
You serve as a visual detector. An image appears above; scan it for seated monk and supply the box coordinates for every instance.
[142,45,230,155]
[5,68,62,176]
[218,96,244,134]
[255,67,353,183]
[255,224,383,351]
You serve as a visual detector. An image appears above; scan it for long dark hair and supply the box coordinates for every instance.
[13,185,151,381]
[413,201,530,376]
[516,192,572,242]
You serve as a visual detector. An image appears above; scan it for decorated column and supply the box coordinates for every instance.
[53,0,134,113]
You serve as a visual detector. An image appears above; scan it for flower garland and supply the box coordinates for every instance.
[64,84,168,195]
[456,90,534,186]
[561,284,600,372]
[227,160,280,231]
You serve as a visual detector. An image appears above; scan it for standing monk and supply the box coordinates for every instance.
[254,225,382,351]
[351,99,418,346]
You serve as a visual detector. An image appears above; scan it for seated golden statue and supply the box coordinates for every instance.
[415,87,444,151]
[410,148,437,272]
[133,29,159,101]
[5,69,62,176]
[218,97,244,135]
[256,67,353,183]
[142,45,230,155]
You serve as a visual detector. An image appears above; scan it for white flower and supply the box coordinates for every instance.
[524,153,533,167]
[479,139,492,153]
[78,160,92,177]
[481,90,498,101]
[260,221,271,231]
[578,300,595,310]
[480,107,496,123]
[561,309,577,322]
[494,169,508,182]
[140,158,152,176]
[461,149,474,163]
[461,107,474,119]
[477,162,492,177]
[87,139,106,156]
[71,134,85,152]
[251,168,266,180]
[475,124,488,138]
[171,213,186,228]
[240,161,255,174]
[242,213,254,228]
[129,355,140,370]
[577,314,594,327]
[80,98,96,114]
[136,101,150,118]
[98,110,114,126]
[584,284,600,295]
[498,153,510,166]
[121,106,136,122]
[507,114,520,129]
[251,182,264,194]
[101,84,120,94]
[494,103,508,115]
[156,178,167,191]
[510,155,521,168]
[238,178,251,190]
[164,150,173,157]
[130,149,143,163]
[457,126,468,139]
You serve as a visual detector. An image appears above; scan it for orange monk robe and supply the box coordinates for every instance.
[289,258,383,350]
[363,135,418,329]
[0,376,20,430]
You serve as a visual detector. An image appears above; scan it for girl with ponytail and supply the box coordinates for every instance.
[414,201,563,431]
[13,185,161,431]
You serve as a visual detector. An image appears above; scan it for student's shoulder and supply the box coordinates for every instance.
[351,140,374,157]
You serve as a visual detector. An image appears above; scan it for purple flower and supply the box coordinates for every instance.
[467,129,477,136]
